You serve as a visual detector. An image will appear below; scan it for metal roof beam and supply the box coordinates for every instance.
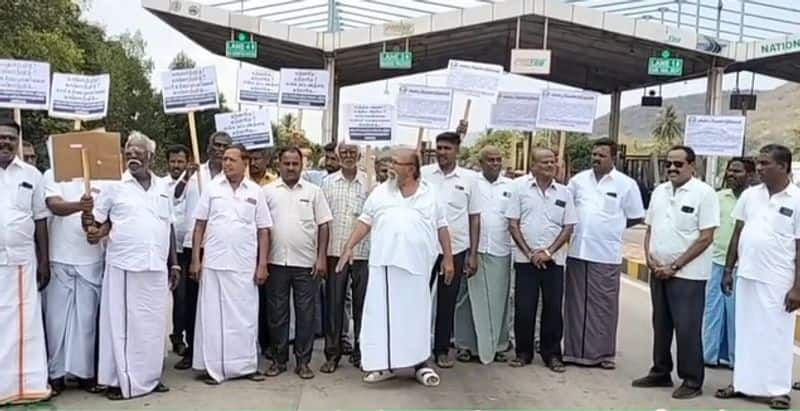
[338,7,397,22]
[361,0,449,15]
[275,10,331,24]
[255,3,328,19]
[336,2,417,20]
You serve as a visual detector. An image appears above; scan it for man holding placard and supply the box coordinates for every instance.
[421,131,482,368]
[0,118,51,405]
[91,132,180,400]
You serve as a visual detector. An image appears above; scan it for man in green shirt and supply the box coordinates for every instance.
[702,157,754,367]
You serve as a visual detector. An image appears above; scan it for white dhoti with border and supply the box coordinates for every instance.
[0,262,50,405]
[733,277,796,397]
[43,262,103,379]
[193,267,258,382]
[98,265,168,399]
[360,265,432,372]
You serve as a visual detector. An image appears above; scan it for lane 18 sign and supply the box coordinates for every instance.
[648,50,683,77]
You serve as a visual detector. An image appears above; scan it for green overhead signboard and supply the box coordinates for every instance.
[380,51,413,69]
[648,50,683,77]
[226,32,257,59]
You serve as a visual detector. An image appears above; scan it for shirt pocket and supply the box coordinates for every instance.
[771,206,795,237]
[298,198,315,223]
[235,198,257,222]
[602,192,620,215]
[447,188,468,211]
[674,203,699,232]
[546,197,567,224]
[156,195,171,221]
[15,184,33,211]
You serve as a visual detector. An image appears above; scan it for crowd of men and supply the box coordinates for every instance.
[1,115,799,409]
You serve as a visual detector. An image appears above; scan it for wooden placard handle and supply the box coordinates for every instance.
[188,111,203,193]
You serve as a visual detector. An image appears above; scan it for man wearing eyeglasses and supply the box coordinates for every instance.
[633,145,719,400]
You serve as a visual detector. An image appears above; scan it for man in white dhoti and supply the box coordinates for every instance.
[42,167,109,395]
[0,119,51,405]
[715,144,800,410]
[337,147,454,386]
[91,132,180,400]
[189,144,272,385]
[454,146,514,364]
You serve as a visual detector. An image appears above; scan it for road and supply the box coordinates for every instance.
[46,275,800,410]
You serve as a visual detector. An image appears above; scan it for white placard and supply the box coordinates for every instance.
[510,49,552,75]
[684,115,746,157]
[0,59,50,110]
[161,66,219,114]
[490,92,540,131]
[237,68,279,106]
[343,104,395,144]
[278,68,329,110]
[446,59,503,101]
[535,89,599,134]
[395,84,453,130]
[48,73,110,121]
[214,110,272,150]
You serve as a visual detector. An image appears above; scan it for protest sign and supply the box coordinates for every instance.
[536,89,599,134]
[161,66,219,114]
[396,84,453,130]
[50,131,122,183]
[49,73,110,121]
[489,92,540,131]
[343,104,395,144]
[214,110,273,150]
[238,67,279,105]
[278,68,329,109]
[446,59,503,101]
[0,59,50,110]
[684,115,746,157]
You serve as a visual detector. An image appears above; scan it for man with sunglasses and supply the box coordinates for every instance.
[634,145,719,399]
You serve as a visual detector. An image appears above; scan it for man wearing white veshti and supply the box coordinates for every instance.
[338,147,454,386]
[90,132,180,400]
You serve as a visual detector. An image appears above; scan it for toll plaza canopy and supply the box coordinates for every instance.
[142,0,800,92]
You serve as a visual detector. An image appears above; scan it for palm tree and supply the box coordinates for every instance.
[651,105,683,153]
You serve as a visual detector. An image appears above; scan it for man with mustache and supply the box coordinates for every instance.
[172,132,232,370]
[162,144,192,357]
[189,144,272,385]
[338,147,454,386]
[0,119,51,405]
[634,145,718,399]
[454,145,514,364]
[562,139,645,370]
[506,147,577,373]
[263,147,332,380]
[249,147,277,186]
[374,154,391,184]
[715,145,800,410]
[22,141,37,168]
[90,131,180,400]
[702,157,754,368]
[421,131,482,368]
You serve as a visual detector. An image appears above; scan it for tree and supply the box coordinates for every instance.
[651,105,683,154]
[460,129,521,166]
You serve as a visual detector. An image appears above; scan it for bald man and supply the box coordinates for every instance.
[455,146,514,364]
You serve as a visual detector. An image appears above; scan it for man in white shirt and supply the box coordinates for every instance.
[263,147,333,380]
[172,132,231,370]
[42,168,109,395]
[162,144,191,357]
[189,144,272,385]
[320,142,369,373]
[91,132,180,400]
[563,139,645,369]
[634,145,719,400]
[0,119,51,405]
[421,131,481,368]
[715,144,800,410]
[506,147,577,373]
[338,147,453,386]
[454,146,514,364]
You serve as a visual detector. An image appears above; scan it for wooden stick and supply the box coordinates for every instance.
[81,148,91,195]
[415,127,425,154]
[459,99,472,138]
[365,145,375,191]
[73,120,81,131]
[297,109,304,132]
[557,131,567,183]
[187,111,203,193]
[14,108,22,158]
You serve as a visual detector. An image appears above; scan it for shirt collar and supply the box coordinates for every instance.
[433,164,461,178]
[4,156,25,170]
[277,177,304,189]
[122,170,158,187]
[718,188,736,198]
[528,174,557,191]
[330,170,367,185]
[592,168,616,182]
[479,172,507,185]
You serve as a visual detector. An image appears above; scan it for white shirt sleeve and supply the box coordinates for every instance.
[255,190,273,229]
[358,189,378,226]
[623,180,646,220]
[467,175,482,215]
[435,199,448,229]
[193,187,211,221]
[44,170,62,199]
[697,187,721,230]
[314,187,334,225]
[644,186,658,226]
[505,181,522,220]
[563,191,578,225]
[93,183,115,224]
[731,188,748,222]
[32,172,49,220]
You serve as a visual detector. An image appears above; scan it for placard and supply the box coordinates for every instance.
[343,104,395,144]
[536,89,599,134]
[214,110,272,150]
[446,59,503,101]
[278,68,329,109]
[161,66,219,114]
[49,73,110,121]
[684,115,746,157]
[50,131,122,182]
[237,67,279,105]
[489,92,540,131]
[395,84,453,130]
[0,59,50,110]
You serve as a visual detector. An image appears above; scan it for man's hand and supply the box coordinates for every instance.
[785,287,800,312]
[441,256,455,285]
[189,259,202,282]
[169,266,180,291]
[86,225,103,244]
[466,252,479,278]
[721,269,734,296]
[456,120,469,136]
[79,194,94,213]
[336,247,354,273]
[184,163,199,181]
[312,257,327,279]
[532,250,552,270]
[37,262,50,291]
[646,254,661,272]
[655,264,677,280]
[254,264,269,286]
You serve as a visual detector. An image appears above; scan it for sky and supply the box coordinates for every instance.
[84,0,792,145]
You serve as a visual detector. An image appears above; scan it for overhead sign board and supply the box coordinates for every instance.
[510,49,551,75]
[161,66,219,114]
[383,21,414,37]
[648,50,684,77]
[0,59,51,110]
[278,68,329,110]
[49,73,110,121]
[226,32,257,59]
[380,51,412,70]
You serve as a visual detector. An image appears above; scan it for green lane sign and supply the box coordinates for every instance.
[380,51,413,69]
[648,50,683,77]
[226,32,257,59]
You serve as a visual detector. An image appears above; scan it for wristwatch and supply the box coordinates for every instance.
[670,263,681,272]
[170,265,181,271]
[543,249,552,258]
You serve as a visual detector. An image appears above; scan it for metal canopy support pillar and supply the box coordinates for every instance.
[609,90,622,143]
[704,65,724,184]
[323,56,337,144]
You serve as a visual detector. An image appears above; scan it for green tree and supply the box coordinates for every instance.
[460,129,521,166]
[651,105,683,154]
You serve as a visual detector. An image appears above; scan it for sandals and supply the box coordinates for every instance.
[49,378,65,398]
[320,359,339,374]
[547,359,567,373]
[363,370,396,383]
[509,357,531,368]
[106,387,125,401]
[599,361,616,370]
[793,381,800,391]
[435,354,455,369]
[770,395,791,410]
[714,385,745,399]
[415,367,440,387]
[456,349,475,363]
[247,372,266,382]
[153,382,170,393]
